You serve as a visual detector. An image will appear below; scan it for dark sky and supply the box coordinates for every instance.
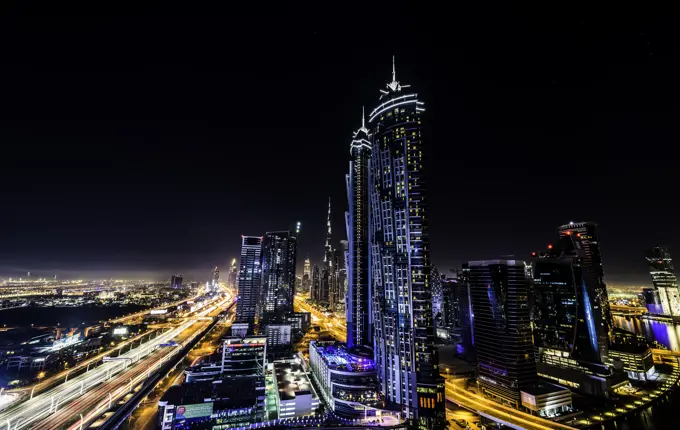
[0,2,677,285]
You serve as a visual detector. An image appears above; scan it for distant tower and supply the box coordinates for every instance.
[228,258,238,289]
[646,246,680,316]
[302,256,312,293]
[211,266,220,292]
[311,264,320,302]
[319,198,334,304]
[170,274,183,289]
[235,236,264,332]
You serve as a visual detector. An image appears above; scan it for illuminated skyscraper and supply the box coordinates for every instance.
[260,230,298,322]
[646,246,680,316]
[302,256,311,293]
[319,198,334,305]
[228,258,238,289]
[235,235,263,331]
[210,266,220,292]
[368,58,444,427]
[558,221,612,360]
[346,109,372,349]
[469,259,536,407]
[311,264,320,302]
[533,234,624,397]
[170,274,183,289]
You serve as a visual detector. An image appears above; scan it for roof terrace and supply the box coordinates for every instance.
[312,341,375,372]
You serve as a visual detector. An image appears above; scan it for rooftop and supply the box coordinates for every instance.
[274,360,316,401]
[521,382,570,396]
[312,341,375,372]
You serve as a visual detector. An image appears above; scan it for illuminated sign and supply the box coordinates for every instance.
[176,402,213,420]
[150,309,168,315]
[112,327,128,335]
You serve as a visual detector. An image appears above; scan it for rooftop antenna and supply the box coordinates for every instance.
[361,106,365,129]
[392,55,396,83]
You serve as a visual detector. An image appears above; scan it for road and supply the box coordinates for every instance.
[445,378,576,430]
[3,329,160,405]
[111,300,235,430]
[294,294,346,341]
[0,293,236,430]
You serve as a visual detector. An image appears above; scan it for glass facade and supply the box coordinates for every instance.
[367,61,444,428]
[468,259,536,407]
[260,230,298,322]
[235,236,263,329]
[646,246,680,316]
[558,221,612,361]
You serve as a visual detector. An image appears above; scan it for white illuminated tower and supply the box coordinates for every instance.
[368,57,444,427]
[346,107,373,350]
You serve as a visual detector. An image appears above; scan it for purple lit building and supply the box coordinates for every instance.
[309,341,393,419]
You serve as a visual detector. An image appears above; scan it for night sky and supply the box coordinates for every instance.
[0,3,677,286]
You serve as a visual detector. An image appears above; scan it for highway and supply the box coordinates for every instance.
[294,294,346,341]
[0,294,233,430]
[445,378,576,430]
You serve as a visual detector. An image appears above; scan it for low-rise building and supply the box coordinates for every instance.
[520,383,572,418]
[309,341,384,418]
[272,359,319,418]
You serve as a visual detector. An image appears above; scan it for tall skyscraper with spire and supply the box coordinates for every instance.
[367,58,444,427]
[319,198,334,304]
[346,107,373,350]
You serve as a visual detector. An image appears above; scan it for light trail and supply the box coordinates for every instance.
[0,320,196,429]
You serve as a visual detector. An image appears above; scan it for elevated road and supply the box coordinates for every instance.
[445,379,576,430]
[0,319,197,429]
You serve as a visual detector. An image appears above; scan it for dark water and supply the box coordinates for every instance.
[606,316,680,429]
[0,305,148,327]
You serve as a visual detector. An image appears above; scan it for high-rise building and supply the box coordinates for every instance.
[311,264,320,302]
[532,233,626,397]
[367,58,444,427]
[211,266,220,292]
[235,236,263,331]
[346,110,372,350]
[468,259,535,407]
[170,274,183,289]
[228,258,238,289]
[301,256,312,293]
[645,246,680,316]
[558,221,613,360]
[260,230,298,322]
[318,199,334,305]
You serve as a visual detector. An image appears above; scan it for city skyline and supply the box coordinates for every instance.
[1,4,677,286]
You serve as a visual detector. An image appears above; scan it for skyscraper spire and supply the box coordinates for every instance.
[326,197,332,236]
[361,105,365,129]
[392,54,396,83]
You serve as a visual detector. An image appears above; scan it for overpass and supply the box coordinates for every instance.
[445,379,576,430]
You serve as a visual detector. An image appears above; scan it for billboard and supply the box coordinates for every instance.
[112,327,128,336]
[176,403,213,420]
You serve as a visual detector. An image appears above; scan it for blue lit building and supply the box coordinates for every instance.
[533,232,627,398]
[367,58,444,428]
[309,341,390,419]
[235,235,263,332]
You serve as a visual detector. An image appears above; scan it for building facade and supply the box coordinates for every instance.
[346,112,373,349]
[367,59,444,428]
[468,259,536,407]
[260,230,298,322]
[646,246,680,316]
[235,236,263,331]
